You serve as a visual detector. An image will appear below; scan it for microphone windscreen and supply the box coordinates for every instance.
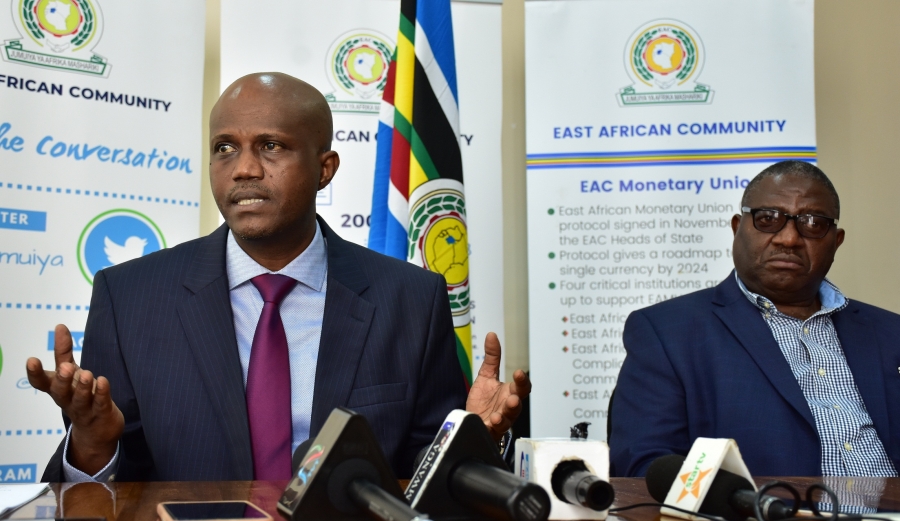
[292,439,312,475]
[696,468,754,519]
[645,454,686,502]
[412,445,430,474]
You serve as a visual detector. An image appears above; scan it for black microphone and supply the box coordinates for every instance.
[406,410,551,521]
[279,408,429,521]
[550,459,614,511]
[292,439,311,475]
[646,455,792,521]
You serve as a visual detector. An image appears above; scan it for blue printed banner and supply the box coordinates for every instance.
[47,330,84,351]
[525,0,815,438]
[0,464,37,483]
[0,207,46,231]
[0,0,205,472]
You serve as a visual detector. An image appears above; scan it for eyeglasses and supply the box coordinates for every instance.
[741,207,838,239]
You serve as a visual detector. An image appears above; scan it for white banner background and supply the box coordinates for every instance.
[526,0,815,438]
[221,0,506,377]
[0,0,205,479]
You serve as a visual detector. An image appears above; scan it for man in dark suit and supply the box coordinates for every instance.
[609,161,900,477]
[27,72,530,481]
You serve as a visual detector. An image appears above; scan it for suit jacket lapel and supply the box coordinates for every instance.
[833,305,891,444]
[177,224,253,479]
[310,218,376,436]
[711,273,817,431]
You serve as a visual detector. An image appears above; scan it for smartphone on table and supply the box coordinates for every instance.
[157,501,272,521]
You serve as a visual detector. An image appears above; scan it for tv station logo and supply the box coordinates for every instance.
[77,209,165,284]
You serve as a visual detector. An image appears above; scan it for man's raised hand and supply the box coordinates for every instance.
[26,324,123,476]
[465,332,532,441]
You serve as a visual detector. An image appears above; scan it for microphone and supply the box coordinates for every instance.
[292,439,311,475]
[406,410,551,521]
[646,454,792,521]
[514,436,614,519]
[550,459,614,511]
[278,408,429,521]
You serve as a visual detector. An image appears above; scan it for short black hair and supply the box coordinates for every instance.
[741,160,840,218]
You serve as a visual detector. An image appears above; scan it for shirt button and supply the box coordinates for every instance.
[763,302,771,309]
[804,327,810,334]
[844,442,853,451]
[765,313,771,319]
[833,404,841,409]
[818,368,826,376]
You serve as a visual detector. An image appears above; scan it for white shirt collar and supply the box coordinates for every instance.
[734,272,847,314]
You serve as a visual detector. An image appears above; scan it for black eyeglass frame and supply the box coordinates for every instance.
[741,206,839,239]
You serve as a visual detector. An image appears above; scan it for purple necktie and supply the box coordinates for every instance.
[247,273,296,480]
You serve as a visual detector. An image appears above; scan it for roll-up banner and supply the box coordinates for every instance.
[221,0,505,377]
[0,0,205,476]
[525,0,815,438]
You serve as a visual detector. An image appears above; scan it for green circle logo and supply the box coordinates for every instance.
[77,209,166,285]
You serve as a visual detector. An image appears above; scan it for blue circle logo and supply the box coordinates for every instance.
[77,209,166,284]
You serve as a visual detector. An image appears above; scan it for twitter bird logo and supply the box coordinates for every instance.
[80,210,165,285]
[104,236,148,265]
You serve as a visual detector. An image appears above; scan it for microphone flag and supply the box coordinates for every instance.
[368,0,472,386]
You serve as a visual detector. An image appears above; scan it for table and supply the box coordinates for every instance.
[8,478,900,521]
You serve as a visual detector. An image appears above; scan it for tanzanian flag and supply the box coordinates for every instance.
[368,0,472,386]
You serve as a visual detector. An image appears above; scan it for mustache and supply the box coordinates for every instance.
[227,183,273,199]
[767,248,804,259]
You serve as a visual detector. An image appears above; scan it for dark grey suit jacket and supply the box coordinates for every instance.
[43,218,467,481]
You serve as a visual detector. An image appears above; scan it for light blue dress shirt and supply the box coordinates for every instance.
[226,223,327,454]
[736,273,897,477]
[63,224,327,482]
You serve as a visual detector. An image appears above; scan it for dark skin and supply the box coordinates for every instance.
[26,74,529,476]
[731,174,845,320]
[25,324,122,476]
[210,73,338,271]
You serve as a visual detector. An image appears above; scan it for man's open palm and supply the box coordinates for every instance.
[465,332,532,441]
[26,324,123,475]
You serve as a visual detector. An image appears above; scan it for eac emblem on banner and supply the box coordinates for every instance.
[2,0,110,76]
[617,19,712,106]
[324,29,393,114]
[407,179,470,328]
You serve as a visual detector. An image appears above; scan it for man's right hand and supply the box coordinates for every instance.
[26,324,123,476]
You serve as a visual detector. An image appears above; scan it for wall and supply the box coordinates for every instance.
[199,0,900,375]
[200,0,220,236]
[815,0,900,313]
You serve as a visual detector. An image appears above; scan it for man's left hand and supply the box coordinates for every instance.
[466,332,532,441]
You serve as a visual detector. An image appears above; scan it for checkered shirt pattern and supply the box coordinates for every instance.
[816,476,887,514]
[736,274,897,477]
